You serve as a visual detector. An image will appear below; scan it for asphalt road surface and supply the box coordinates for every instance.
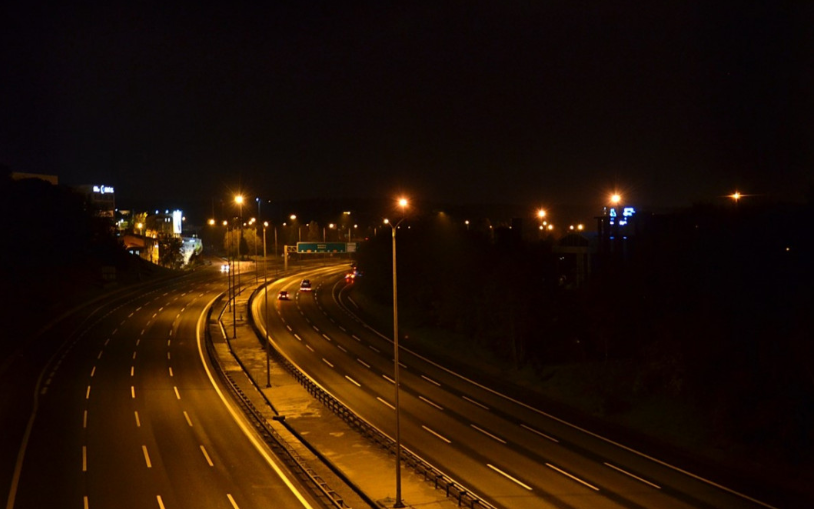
[255,264,792,509]
[3,266,322,509]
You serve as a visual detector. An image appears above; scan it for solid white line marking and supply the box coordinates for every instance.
[487,464,533,490]
[135,411,141,427]
[200,445,214,466]
[463,395,489,410]
[604,462,661,489]
[471,424,505,443]
[546,463,598,491]
[377,397,395,410]
[419,396,444,410]
[357,358,370,368]
[195,295,316,509]
[184,411,193,427]
[174,387,181,400]
[142,446,152,468]
[521,423,559,443]
[422,425,451,443]
[322,358,334,368]
[421,375,441,386]
[345,376,361,387]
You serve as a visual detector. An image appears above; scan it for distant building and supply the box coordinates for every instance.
[74,184,116,220]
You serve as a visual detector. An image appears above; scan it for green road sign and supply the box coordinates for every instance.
[297,242,355,253]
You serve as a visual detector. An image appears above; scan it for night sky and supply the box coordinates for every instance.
[3,2,812,212]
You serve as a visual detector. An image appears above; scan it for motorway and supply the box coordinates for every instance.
[3,267,322,509]
[255,264,789,509]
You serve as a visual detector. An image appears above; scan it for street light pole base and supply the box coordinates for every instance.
[393,501,405,508]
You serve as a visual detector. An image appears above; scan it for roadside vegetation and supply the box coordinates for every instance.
[353,199,814,495]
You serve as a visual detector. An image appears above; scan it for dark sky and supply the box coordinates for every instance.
[3,2,812,212]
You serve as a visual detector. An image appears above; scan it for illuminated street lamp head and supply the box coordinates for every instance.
[383,218,390,225]
[537,209,546,219]
[290,214,297,221]
[611,193,621,205]
[730,191,741,202]
[398,198,408,209]
[235,195,244,205]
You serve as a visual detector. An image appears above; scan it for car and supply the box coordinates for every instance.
[277,290,290,300]
[220,263,230,273]
[300,279,312,292]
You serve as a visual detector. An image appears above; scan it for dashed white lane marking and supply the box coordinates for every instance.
[135,411,141,427]
[174,387,181,400]
[604,462,661,489]
[82,446,87,471]
[419,396,444,410]
[322,358,334,368]
[184,411,193,427]
[421,375,441,386]
[227,494,240,508]
[377,397,395,410]
[142,446,152,468]
[471,424,505,444]
[462,395,489,410]
[357,359,370,368]
[488,464,533,490]
[200,445,214,466]
[546,463,599,491]
[345,376,361,387]
[422,425,451,444]
[520,423,559,443]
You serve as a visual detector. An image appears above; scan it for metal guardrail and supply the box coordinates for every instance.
[244,288,498,509]
[205,296,352,509]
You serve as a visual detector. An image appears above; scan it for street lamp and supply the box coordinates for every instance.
[263,221,270,388]
[384,197,408,509]
[234,194,244,339]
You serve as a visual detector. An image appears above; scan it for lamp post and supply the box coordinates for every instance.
[263,221,271,387]
[385,197,408,509]
[234,195,244,339]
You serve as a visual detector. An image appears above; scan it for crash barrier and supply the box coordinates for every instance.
[206,297,352,509]
[245,288,497,509]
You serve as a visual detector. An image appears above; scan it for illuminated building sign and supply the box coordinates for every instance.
[93,185,115,194]
[608,206,635,226]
